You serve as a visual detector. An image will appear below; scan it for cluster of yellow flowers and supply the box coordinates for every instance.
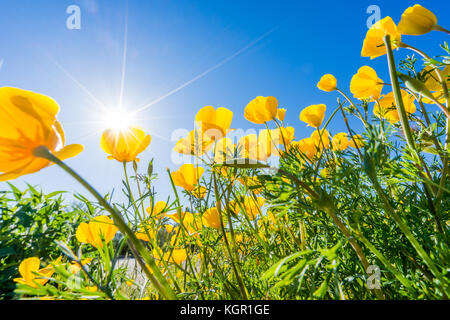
[3,3,449,300]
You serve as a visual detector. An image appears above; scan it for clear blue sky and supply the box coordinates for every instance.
[0,0,448,206]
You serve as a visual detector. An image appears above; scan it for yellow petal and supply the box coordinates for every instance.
[53,144,84,161]
[244,96,278,124]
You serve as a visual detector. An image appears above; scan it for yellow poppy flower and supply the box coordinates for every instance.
[350,66,383,101]
[311,129,330,150]
[171,164,204,192]
[14,257,61,288]
[256,129,280,160]
[244,96,278,124]
[86,286,98,292]
[237,130,278,161]
[135,226,155,242]
[242,196,265,220]
[170,249,188,265]
[317,74,337,92]
[100,125,151,162]
[165,225,174,234]
[276,108,286,121]
[165,212,199,234]
[349,135,365,149]
[331,133,350,151]
[361,17,402,59]
[195,106,233,140]
[299,104,326,128]
[192,185,207,199]
[0,87,83,181]
[238,176,262,194]
[423,65,450,92]
[398,4,438,35]
[320,168,330,178]
[214,138,236,163]
[68,258,92,274]
[202,207,222,230]
[146,201,167,219]
[422,66,450,104]
[289,138,317,162]
[374,90,416,123]
[75,216,118,248]
[173,129,213,156]
[237,134,257,159]
[277,126,295,149]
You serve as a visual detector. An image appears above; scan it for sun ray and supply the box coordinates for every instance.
[47,55,108,113]
[118,1,129,110]
[132,25,280,116]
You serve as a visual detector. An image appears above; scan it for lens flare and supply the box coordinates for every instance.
[102,108,135,131]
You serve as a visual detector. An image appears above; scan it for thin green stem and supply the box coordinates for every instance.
[34,146,177,300]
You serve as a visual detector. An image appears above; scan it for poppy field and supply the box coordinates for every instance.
[0,4,449,300]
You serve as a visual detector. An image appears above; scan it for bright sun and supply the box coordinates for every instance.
[102,108,135,131]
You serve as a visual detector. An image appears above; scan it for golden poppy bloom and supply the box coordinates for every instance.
[320,168,330,178]
[398,4,438,35]
[361,17,402,59]
[277,126,295,148]
[100,125,151,163]
[195,106,233,141]
[244,96,278,124]
[174,129,213,156]
[68,258,92,275]
[299,104,326,128]
[192,185,207,199]
[166,212,200,235]
[237,134,258,160]
[276,108,286,122]
[242,196,265,220]
[0,87,83,181]
[171,164,204,192]
[237,130,279,161]
[214,138,236,163]
[14,257,61,288]
[238,176,262,194]
[289,138,317,162]
[146,201,167,219]
[311,129,330,150]
[374,90,416,123]
[257,129,281,160]
[202,207,222,230]
[317,74,337,92]
[331,133,350,151]
[350,66,384,101]
[349,134,365,149]
[423,65,450,92]
[76,215,118,248]
[422,65,450,104]
[135,226,155,242]
[169,249,188,265]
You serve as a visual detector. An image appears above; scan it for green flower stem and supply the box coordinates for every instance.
[212,171,248,300]
[132,162,147,215]
[165,168,207,297]
[351,229,414,291]
[399,43,450,205]
[338,102,363,158]
[366,160,448,296]
[34,146,177,300]
[384,36,417,151]
[336,89,367,125]
[274,166,385,299]
[123,162,144,223]
[399,42,449,116]
[385,35,439,201]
